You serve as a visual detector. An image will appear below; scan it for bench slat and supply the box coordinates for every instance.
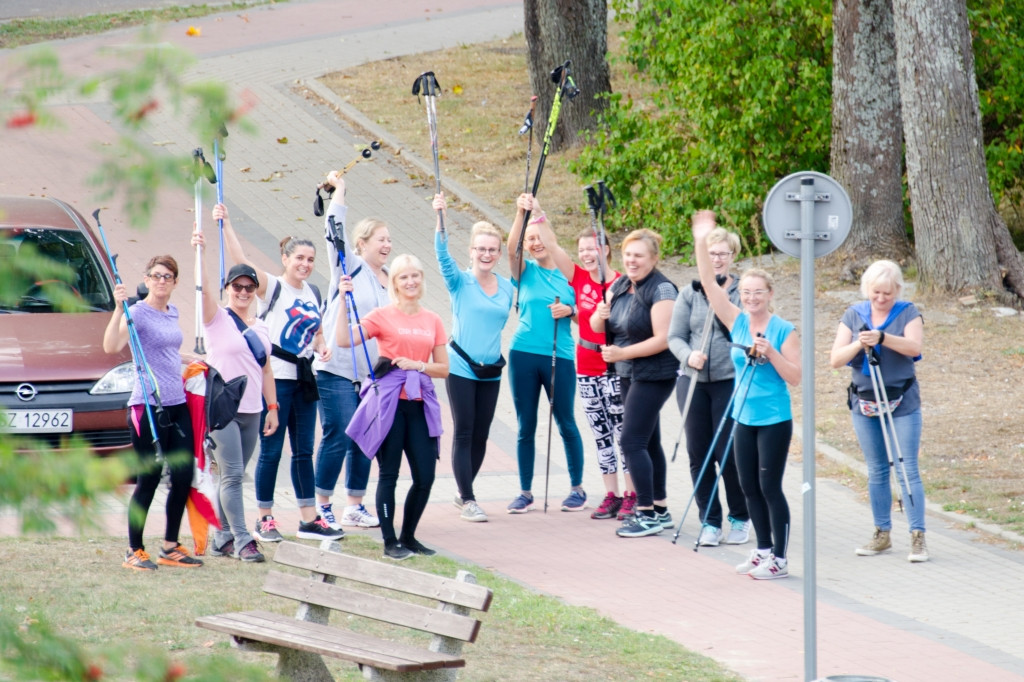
[263,571,481,643]
[195,610,466,672]
[274,542,492,611]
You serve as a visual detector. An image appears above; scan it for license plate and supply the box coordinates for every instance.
[0,409,73,434]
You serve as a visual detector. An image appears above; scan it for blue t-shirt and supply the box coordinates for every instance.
[436,232,514,381]
[511,260,576,360]
[729,312,794,426]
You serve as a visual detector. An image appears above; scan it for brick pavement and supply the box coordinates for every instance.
[2,2,1024,680]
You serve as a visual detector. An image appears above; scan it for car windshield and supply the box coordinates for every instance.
[0,228,115,313]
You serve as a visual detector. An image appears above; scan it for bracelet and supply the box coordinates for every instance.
[878,331,886,345]
[267,403,279,411]
[528,214,546,225]
[420,362,427,373]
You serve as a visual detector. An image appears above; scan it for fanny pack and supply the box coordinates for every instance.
[848,377,915,417]
[578,338,602,353]
[449,338,506,380]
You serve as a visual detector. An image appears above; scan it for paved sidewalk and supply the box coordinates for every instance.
[3,3,1024,681]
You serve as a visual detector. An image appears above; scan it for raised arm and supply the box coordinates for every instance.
[507,193,529,279]
[529,196,574,280]
[433,193,462,293]
[692,210,739,330]
[215,202,266,299]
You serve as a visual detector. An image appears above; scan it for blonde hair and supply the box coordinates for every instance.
[621,228,662,260]
[351,218,389,255]
[706,227,740,256]
[860,260,904,299]
[387,253,426,302]
[740,268,775,313]
[470,221,504,247]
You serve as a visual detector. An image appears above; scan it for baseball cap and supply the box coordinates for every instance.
[224,263,259,288]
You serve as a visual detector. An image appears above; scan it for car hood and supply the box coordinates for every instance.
[0,312,132,382]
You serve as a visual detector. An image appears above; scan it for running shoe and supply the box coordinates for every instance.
[655,510,673,530]
[319,503,342,531]
[698,524,723,547]
[615,512,663,538]
[341,504,380,528]
[460,500,488,523]
[123,548,158,571]
[725,516,752,545]
[561,489,587,512]
[506,493,535,514]
[209,538,235,557]
[591,492,622,520]
[254,515,284,543]
[749,555,789,580]
[235,539,265,563]
[617,492,637,520]
[402,538,437,557]
[735,549,772,575]
[297,516,346,541]
[383,541,413,561]
[157,544,204,568]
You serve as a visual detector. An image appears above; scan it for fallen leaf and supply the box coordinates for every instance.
[239,166,251,172]
[186,25,201,37]
[453,84,463,94]
[277,137,288,144]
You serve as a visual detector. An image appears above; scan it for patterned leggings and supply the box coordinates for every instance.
[577,374,627,475]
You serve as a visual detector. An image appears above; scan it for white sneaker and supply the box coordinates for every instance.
[698,524,723,547]
[749,555,789,580]
[319,503,343,531]
[340,504,380,528]
[735,548,771,575]
[725,517,751,545]
[460,500,488,523]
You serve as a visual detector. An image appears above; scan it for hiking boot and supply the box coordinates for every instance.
[561,489,587,512]
[617,492,637,520]
[506,493,534,514]
[855,527,892,556]
[158,544,204,568]
[254,515,284,543]
[460,500,488,523]
[591,492,623,520]
[725,517,751,545]
[453,495,464,510]
[655,510,673,530]
[340,504,380,528]
[235,539,265,563]
[908,530,929,563]
[402,538,437,557]
[383,541,413,561]
[698,524,723,547]
[209,538,235,557]
[297,516,346,540]
[319,503,342,530]
[749,554,789,580]
[123,548,158,571]
[616,512,663,538]
[736,548,771,575]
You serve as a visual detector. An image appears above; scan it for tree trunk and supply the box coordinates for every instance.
[523,0,611,154]
[830,0,910,277]
[892,0,1024,300]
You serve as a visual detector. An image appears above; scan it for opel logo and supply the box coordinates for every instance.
[16,383,38,402]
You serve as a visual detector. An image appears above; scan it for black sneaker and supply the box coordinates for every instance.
[296,516,345,541]
[209,538,235,557]
[254,515,284,543]
[616,512,664,538]
[401,538,436,557]
[235,539,265,563]
[383,541,413,561]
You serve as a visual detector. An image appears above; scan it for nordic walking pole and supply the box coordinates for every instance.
[313,141,381,217]
[191,148,216,354]
[519,95,538,193]
[93,209,165,462]
[214,132,227,291]
[328,215,378,392]
[671,304,716,463]
[412,72,445,238]
[544,295,561,514]
[860,325,909,509]
[514,60,580,310]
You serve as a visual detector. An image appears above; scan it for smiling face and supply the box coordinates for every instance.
[867,281,896,315]
[283,245,315,282]
[393,267,423,302]
[739,274,773,315]
[359,225,392,270]
[707,240,734,278]
[577,235,605,276]
[470,234,501,273]
[524,224,547,261]
[622,238,656,283]
[227,276,257,312]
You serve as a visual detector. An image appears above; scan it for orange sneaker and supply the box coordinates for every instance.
[157,544,204,567]
[123,548,158,571]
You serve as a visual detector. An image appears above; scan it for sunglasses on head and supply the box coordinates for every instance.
[230,282,257,293]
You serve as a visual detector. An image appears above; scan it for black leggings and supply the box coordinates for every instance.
[733,420,792,558]
[127,402,194,551]
[376,400,438,545]
[620,377,675,508]
[446,374,501,503]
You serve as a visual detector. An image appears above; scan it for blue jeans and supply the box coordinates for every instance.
[255,378,317,508]
[851,408,925,532]
[315,371,371,498]
[508,349,584,491]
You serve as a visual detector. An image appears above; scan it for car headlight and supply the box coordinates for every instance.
[90,363,136,395]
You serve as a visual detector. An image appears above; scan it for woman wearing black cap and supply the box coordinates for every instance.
[194,221,278,562]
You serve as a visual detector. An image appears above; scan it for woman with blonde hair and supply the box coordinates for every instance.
[433,193,514,523]
[338,254,450,560]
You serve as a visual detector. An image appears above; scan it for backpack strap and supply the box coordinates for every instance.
[258,279,282,321]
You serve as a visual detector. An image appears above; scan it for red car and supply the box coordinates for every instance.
[0,196,135,453]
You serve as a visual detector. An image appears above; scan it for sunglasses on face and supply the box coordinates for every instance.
[147,272,174,281]
[230,282,257,293]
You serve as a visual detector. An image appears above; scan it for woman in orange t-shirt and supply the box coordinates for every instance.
[337,254,449,560]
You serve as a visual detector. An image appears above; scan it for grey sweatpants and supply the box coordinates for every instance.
[210,412,261,553]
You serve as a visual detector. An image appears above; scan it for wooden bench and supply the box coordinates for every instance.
[196,540,493,682]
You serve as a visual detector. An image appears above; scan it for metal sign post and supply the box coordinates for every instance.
[763,171,852,682]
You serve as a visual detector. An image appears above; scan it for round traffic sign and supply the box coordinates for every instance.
[762,171,852,258]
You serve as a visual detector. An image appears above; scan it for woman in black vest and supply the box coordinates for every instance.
[592,229,679,537]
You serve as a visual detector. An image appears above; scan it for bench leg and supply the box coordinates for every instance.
[277,647,335,682]
[362,667,454,681]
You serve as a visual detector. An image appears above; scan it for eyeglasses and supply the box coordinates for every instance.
[708,251,733,260]
[473,247,500,255]
[230,282,257,293]
[740,289,770,298]
[147,272,174,281]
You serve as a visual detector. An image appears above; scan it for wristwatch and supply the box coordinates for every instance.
[420,362,427,373]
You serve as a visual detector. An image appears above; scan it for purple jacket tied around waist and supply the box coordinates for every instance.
[344,368,444,458]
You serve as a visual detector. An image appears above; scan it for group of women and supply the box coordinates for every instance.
[107,175,929,572]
